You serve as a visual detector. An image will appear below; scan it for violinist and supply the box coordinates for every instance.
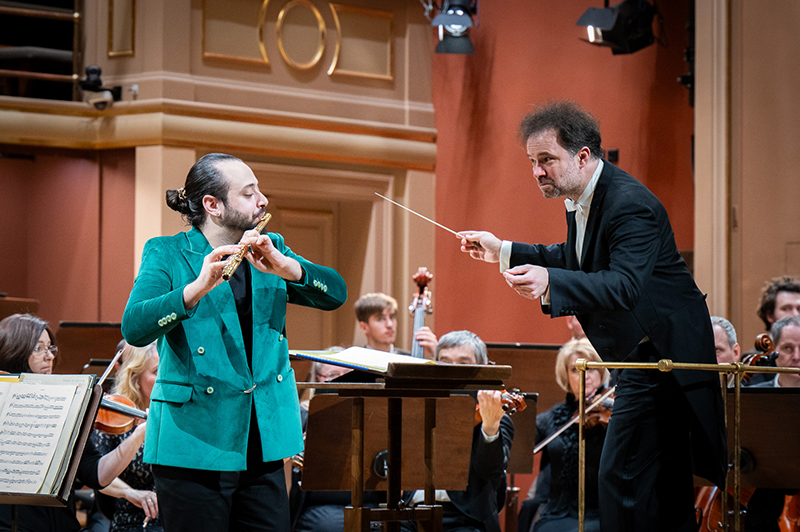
[355,293,437,358]
[0,314,146,532]
[401,330,514,532]
[91,342,161,532]
[520,338,609,532]
[121,153,346,532]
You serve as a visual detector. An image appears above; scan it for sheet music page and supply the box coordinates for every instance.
[0,383,77,493]
[21,374,94,494]
[291,346,435,372]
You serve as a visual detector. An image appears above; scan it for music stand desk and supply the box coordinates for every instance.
[299,362,511,532]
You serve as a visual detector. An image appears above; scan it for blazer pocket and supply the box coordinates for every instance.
[151,381,193,404]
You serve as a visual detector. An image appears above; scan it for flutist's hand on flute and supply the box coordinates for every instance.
[182,245,242,310]
[239,230,303,282]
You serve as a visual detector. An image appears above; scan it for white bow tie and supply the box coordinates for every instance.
[565,198,587,216]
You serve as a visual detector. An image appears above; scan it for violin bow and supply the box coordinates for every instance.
[533,386,616,455]
[98,349,124,387]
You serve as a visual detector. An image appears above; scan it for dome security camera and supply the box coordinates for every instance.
[84,89,114,111]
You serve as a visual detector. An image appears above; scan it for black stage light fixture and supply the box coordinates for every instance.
[576,0,657,55]
[431,0,477,54]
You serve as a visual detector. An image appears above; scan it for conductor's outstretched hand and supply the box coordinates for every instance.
[459,231,502,263]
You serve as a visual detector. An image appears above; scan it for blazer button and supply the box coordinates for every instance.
[206,387,214,394]
[170,312,177,320]
[276,374,283,382]
[197,347,205,355]
[158,319,165,327]
[279,334,284,341]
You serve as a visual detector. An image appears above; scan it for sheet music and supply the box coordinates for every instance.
[291,346,435,373]
[21,373,94,495]
[0,383,76,493]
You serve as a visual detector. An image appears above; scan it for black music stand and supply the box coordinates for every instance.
[299,361,511,532]
[729,388,800,489]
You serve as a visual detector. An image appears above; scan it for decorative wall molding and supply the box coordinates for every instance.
[0,97,436,170]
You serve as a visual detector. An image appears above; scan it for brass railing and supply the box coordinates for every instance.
[573,359,800,532]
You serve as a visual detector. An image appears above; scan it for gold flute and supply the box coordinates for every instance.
[222,212,272,281]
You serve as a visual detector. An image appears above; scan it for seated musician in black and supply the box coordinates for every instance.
[518,338,609,532]
[401,330,514,532]
[745,315,800,532]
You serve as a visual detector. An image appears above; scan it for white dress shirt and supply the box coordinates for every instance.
[499,160,604,304]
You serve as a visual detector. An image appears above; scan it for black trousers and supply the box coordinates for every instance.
[598,342,697,532]
[152,460,289,532]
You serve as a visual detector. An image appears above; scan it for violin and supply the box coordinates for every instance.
[95,394,147,434]
[92,348,148,434]
[533,386,615,454]
[408,267,433,359]
[474,390,528,426]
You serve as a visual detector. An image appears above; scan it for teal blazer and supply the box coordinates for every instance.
[122,227,347,471]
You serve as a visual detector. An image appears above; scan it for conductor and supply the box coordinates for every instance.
[460,101,726,532]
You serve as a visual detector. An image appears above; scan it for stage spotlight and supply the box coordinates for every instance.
[576,0,657,55]
[431,0,477,54]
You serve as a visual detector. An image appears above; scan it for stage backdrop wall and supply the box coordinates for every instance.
[431,0,694,345]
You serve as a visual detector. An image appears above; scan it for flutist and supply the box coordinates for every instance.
[122,153,347,532]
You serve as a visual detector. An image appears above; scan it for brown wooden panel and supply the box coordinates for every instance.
[302,394,475,491]
[0,297,39,321]
[55,322,122,375]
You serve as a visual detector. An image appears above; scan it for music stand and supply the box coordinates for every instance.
[729,388,800,489]
[299,361,511,532]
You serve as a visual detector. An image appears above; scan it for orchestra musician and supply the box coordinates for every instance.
[460,101,726,532]
[0,313,146,532]
[354,293,437,358]
[744,315,800,531]
[745,277,800,385]
[91,342,162,532]
[519,338,609,532]
[121,153,347,532]
[402,330,514,532]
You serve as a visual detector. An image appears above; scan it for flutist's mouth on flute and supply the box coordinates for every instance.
[222,212,273,281]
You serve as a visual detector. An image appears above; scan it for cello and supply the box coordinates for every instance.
[408,267,433,359]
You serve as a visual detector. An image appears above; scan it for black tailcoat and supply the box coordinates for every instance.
[509,161,726,486]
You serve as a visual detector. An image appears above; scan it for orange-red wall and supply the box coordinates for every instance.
[0,146,135,327]
[432,0,694,345]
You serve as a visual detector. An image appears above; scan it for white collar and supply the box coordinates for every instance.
[565,160,604,214]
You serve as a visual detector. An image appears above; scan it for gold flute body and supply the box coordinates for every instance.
[222,212,272,281]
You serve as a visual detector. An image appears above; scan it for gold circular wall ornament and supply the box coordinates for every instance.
[276,0,326,71]
[257,0,272,64]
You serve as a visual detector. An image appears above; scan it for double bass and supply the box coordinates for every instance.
[408,267,433,359]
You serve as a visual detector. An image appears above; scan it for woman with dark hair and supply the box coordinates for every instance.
[0,314,146,532]
[0,313,57,374]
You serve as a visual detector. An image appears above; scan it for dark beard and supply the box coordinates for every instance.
[220,206,259,234]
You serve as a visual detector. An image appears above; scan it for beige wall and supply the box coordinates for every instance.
[695,0,800,347]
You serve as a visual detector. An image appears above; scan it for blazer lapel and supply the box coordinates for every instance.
[182,228,247,366]
[580,161,612,271]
